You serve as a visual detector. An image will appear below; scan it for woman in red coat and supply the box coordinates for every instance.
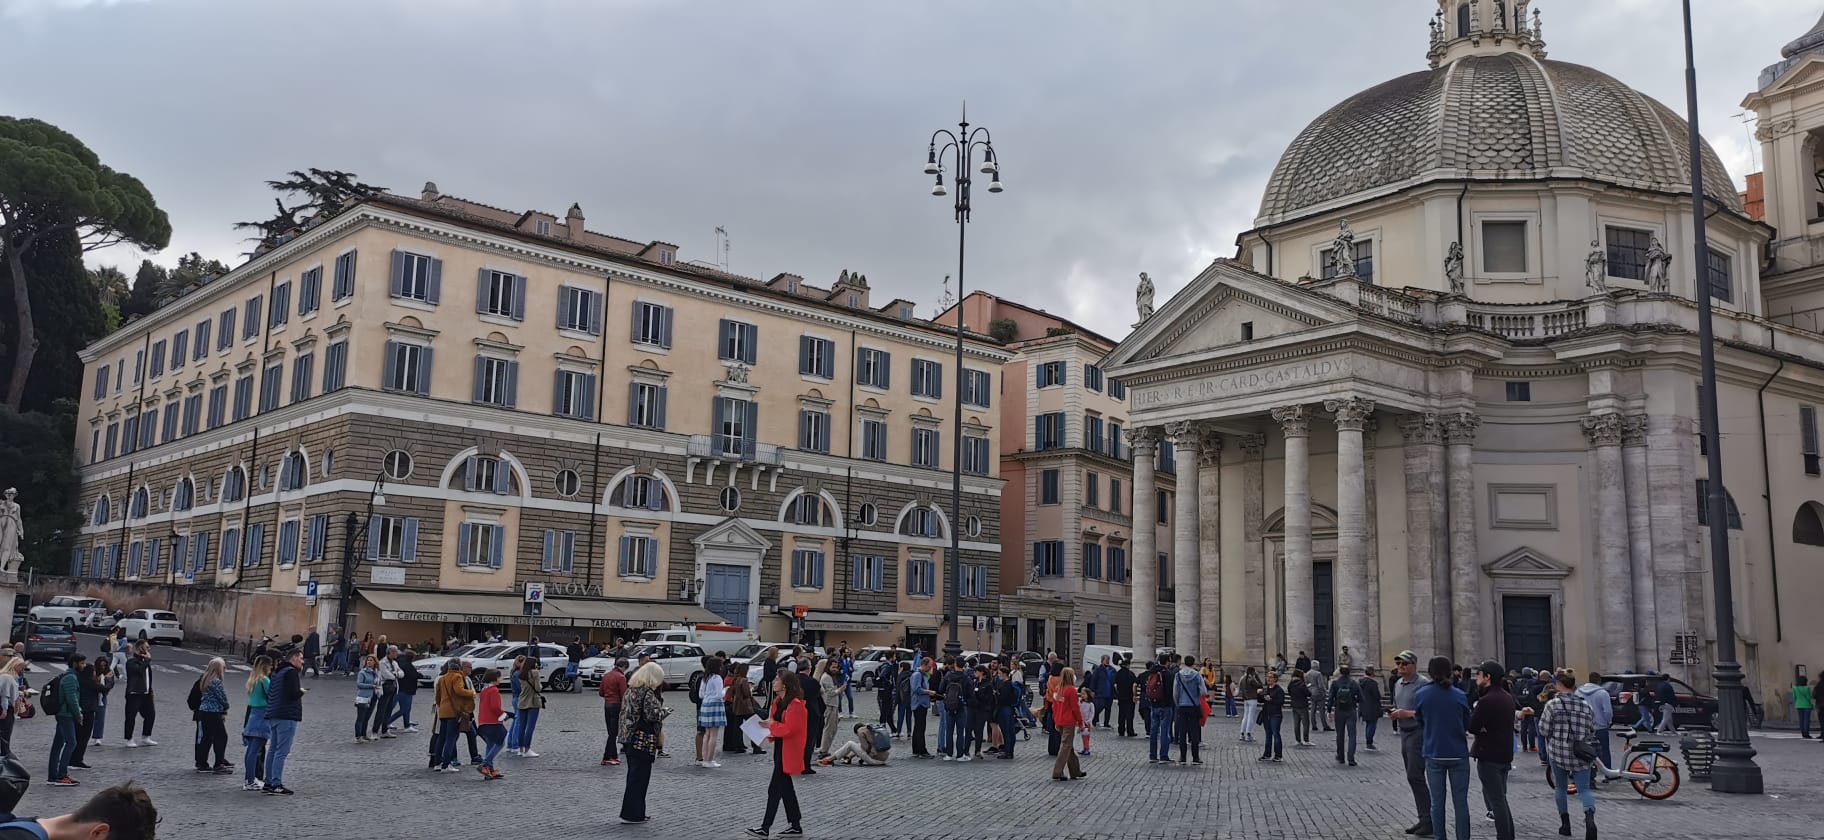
[746,672,808,837]
[1049,667,1087,781]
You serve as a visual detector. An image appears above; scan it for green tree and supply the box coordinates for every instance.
[15,225,106,413]
[158,251,230,299]
[89,265,128,307]
[0,116,170,409]
[0,405,81,574]
[120,259,165,321]
[234,168,382,251]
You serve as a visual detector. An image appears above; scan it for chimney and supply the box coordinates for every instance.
[565,203,585,240]
[421,181,440,201]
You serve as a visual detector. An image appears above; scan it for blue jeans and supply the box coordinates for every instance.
[48,716,77,779]
[996,708,1017,757]
[511,707,540,750]
[937,705,951,753]
[1594,731,1610,771]
[436,717,461,768]
[265,719,297,787]
[1225,695,1237,716]
[1426,757,1472,840]
[1148,707,1175,760]
[1552,765,1597,816]
[843,683,854,714]
[947,708,970,756]
[479,723,507,768]
[243,736,266,784]
[93,694,107,741]
[1365,717,1380,746]
[895,701,911,735]
[1799,708,1812,738]
[1261,714,1284,758]
[387,694,416,729]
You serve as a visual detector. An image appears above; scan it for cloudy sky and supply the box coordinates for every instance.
[1,0,1816,338]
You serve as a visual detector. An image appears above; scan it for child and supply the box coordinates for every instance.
[1078,685,1095,756]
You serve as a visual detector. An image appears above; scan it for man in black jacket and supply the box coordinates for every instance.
[1468,661,1517,840]
[68,660,107,769]
[302,628,322,678]
[797,657,822,774]
[1114,662,1139,737]
[121,641,156,747]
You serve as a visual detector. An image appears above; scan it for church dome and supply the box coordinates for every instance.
[1256,50,1742,224]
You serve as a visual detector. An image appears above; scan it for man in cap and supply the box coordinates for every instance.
[1386,650,1433,837]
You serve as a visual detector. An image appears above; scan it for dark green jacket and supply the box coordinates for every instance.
[54,671,81,721]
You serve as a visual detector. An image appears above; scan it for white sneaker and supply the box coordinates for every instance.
[241,781,263,791]
[88,739,101,747]
[124,739,140,748]
[522,750,538,757]
[941,755,953,762]
[708,761,723,768]
[140,737,158,746]
[957,755,973,763]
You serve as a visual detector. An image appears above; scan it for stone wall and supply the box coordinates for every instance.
[25,574,312,646]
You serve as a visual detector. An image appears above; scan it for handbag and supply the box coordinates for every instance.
[457,712,473,733]
[1572,736,1597,763]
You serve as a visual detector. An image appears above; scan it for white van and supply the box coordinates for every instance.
[637,624,756,648]
[1081,645,1137,675]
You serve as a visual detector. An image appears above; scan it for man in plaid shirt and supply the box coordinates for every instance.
[1540,671,1599,839]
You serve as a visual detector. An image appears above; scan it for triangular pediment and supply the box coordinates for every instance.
[1759,53,1824,99]
[1105,260,1357,369]
[691,516,771,551]
[1482,547,1572,579]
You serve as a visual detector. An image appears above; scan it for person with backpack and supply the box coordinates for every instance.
[875,659,897,734]
[795,657,823,774]
[908,656,935,758]
[44,653,83,787]
[1114,659,1139,737]
[1331,664,1362,766]
[65,660,104,771]
[969,665,997,759]
[1144,655,1175,762]
[1239,666,1264,743]
[1173,653,1208,765]
[261,649,305,795]
[0,781,160,840]
[990,665,1020,759]
[240,656,272,791]
[820,722,891,766]
[1289,669,1312,746]
[387,649,422,734]
[939,658,973,761]
[893,661,913,738]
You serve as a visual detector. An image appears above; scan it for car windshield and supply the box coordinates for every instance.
[731,644,763,660]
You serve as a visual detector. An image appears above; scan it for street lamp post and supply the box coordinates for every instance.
[337,475,386,644]
[1681,0,1761,794]
[923,106,1004,660]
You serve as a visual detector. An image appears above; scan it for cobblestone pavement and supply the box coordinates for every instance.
[8,641,1823,838]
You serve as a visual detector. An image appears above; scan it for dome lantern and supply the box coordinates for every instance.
[1429,0,1546,68]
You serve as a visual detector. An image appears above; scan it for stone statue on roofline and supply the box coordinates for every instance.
[1584,240,1608,293]
[0,488,23,575]
[1135,272,1156,324]
[1644,235,1673,295]
[1331,220,1358,279]
[1444,241,1466,296]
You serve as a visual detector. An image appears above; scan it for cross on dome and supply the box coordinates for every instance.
[1429,0,1547,68]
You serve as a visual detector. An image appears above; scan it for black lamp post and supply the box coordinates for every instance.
[337,475,387,641]
[923,106,1004,660]
[1681,0,1761,794]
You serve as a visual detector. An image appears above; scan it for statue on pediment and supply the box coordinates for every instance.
[0,488,22,575]
[1645,235,1672,295]
[1445,241,1465,296]
[1135,272,1156,324]
[1584,240,1608,293]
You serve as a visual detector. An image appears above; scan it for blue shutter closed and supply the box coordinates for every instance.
[742,401,758,458]
[628,302,642,343]
[389,250,406,297]
[557,290,571,330]
[582,374,597,421]
[492,460,512,495]
[560,532,575,573]
[456,524,471,567]
[193,533,208,573]
[464,456,480,492]
[717,319,733,360]
[504,361,519,408]
[426,258,443,304]
[799,335,812,375]
[403,517,419,563]
[653,386,666,429]
[587,291,603,336]
[711,398,726,447]
[798,410,810,450]
[617,536,631,576]
[821,339,835,378]
[627,381,641,425]
[472,356,487,403]
[489,525,504,569]
[475,268,489,314]
[512,274,527,321]
[367,517,381,560]
[554,369,567,415]
[813,552,825,588]
[543,530,556,573]
[643,537,659,577]
[879,352,891,389]
[659,306,673,349]
[416,346,434,395]
[742,324,757,364]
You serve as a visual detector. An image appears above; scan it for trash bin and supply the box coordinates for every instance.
[1680,730,1715,779]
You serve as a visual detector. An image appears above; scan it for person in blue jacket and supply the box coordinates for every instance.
[1090,657,1116,728]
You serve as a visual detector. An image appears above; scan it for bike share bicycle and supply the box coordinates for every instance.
[1591,726,1680,800]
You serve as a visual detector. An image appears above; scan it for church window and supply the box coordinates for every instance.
[1241,321,1254,341]
[1482,221,1528,274]
[1605,227,1651,281]
[1320,240,1375,284]
[1695,479,1743,529]
[1705,248,1733,303]
[1457,3,1471,37]
[1794,502,1824,546]
[1504,382,1531,402]
[1801,405,1820,476]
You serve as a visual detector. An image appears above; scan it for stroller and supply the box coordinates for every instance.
[1010,680,1036,741]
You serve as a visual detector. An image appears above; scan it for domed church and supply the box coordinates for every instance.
[1102,0,1824,705]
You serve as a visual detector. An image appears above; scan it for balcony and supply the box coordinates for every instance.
[686,434,783,466]
[1079,505,1133,529]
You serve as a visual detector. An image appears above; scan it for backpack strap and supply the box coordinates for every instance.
[0,819,52,840]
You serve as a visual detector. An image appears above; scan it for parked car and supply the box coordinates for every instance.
[728,642,805,673]
[851,646,916,687]
[28,596,109,630]
[637,624,756,649]
[21,622,78,661]
[411,643,489,686]
[635,642,709,689]
[1606,673,1719,730]
[468,642,571,691]
[116,609,185,645]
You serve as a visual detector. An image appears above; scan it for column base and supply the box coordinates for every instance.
[1709,760,1764,794]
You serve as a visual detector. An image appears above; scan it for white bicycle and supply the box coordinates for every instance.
[1592,727,1681,800]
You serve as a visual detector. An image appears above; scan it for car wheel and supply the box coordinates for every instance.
[137,631,148,641]
[63,619,74,630]
[860,673,874,689]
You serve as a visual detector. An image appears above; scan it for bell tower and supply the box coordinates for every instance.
[1744,9,1824,275]
[1428,0,1547,68]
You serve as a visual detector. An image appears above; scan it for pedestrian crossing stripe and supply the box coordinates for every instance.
[26,663,66,674]
[169,663,203,673]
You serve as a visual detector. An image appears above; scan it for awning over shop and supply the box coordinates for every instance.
[360,589,723,628]
[787,609,896,633]
[554,598,724,628]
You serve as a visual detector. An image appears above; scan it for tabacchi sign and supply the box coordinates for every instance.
[1133,357,1353,407]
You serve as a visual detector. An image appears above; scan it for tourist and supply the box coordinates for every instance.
[1416,656,1472,840]
[1295,651,1311,672]
[837,650,855,719]
[0,657,22,757]
[1114,659,1138,736]
[744,669,807,837]
[262,648,305,795]
[512,656,544,757]
[1289,669,1312,746]
[820,722,890,766]
[1274,653,1289,676]
[66,659,104,771]
[616,663,668,824]
[1238,666,1263,743]
[1387,650,1434,837]
[1331,664,1362,766]
[1469,660,1516,840]
[1048,667,1086,781]
[1224,671,1239,718]
[240,656,272,792]
[1575,672,1614,772]
[474,668,509,780]
[1795,674,1815,739]
[971,665,1000,758]
[599,658,628,766]
[1307,661,1331,732]
[432,659,476,772]
[1090,656,1116,728]
[1257,671,1286,762]
[388,649,421,733]
[990,664,1019,759]
[725,664,761,756]
[1144,658,1173,760]
[894,661,914,737]
[1076,681,1094,756]
[301,627,321,678]
[1542,671,1599,839]
[874,658,896,734]
[1518,668,1542,752]
[566,637,585,694]
[46,654,82,787]
[372,646,402,738]
[796,657,823,773]
[354,655,379,742]
[190,657,231,774]
[1361,665,1385,750]
[1173,653,1207,765]
[0,781,159,838]
[697,657,727,768]
[814,659,841,759]
[909,656,934,758]
[121,641,156,748]
[938,657,968,760]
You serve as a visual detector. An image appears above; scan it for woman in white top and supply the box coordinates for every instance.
[695,658,727,768]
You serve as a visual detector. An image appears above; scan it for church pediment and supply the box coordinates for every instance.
[1482,547,1572,579]
[1105,260,1358,368]
[691,516,771,551]
[1757,53,1824,100]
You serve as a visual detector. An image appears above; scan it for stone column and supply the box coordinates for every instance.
[1583,413,1636,671]
[1240,434,1268,665]
[1165,421,1201,656]
[1196,428,1223,660]
[1364,417,1382,664]
[1621,415,1658,671]
[1444,411,1481,661]
[1326,397,1375,667]
[1273,404,1314,660]
[1127,426,1162,654]
[1399,413,1446,658]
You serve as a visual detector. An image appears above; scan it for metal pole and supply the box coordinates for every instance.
[1682,0,1761,794]
[945,118,968,662]
[338,512,357,643]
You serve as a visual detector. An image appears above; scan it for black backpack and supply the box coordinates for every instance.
[895,670,912,703]
[943,675,964,711]
[41,674,66,716]
[1334,679,1359,709]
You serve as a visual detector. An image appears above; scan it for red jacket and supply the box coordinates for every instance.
[477,685,507,726]
[768,697,809,775]
[599,668,627,705]
[1050,685,1083,728]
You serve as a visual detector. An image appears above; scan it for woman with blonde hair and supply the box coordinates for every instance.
[619,662,671,824]
[240,655,273,790]
[814,658,841,758]
[190,657,231,773]
[0,655,26,755]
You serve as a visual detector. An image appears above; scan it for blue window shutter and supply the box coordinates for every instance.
[627,381,641,425]
[557,291,570,330]
[426,258,443,304]
[554,369,567,415]
[456,524,471,567]
[659,306,673,349]
[814,553,825,588]
[822,339,835,378]
[646,481,663,510]
[475,269,489,314]
[1034,416,1044,449]
[504,361,519,408]
[389,250,405,297]
[711,397,726,441]
[489,526,504,569]
[742,401,758,458]
[790,551,802,588]
[403,517,419,562]
[366,518,381,560]
[561,532,575,573]
[617,536,631,576]
[464,455,480,491]
[151,538,164,576]
[512,274,527,320]
[493,461,512,495]
[587,291,603,336]
[582,374,597,421]
[799,335,812,375]
[931,364,942,399]
[717,319,733,359]
[872,558,883,591]
[416,346,434,394]
[472,356,487,403]
[644,538,658,577]
[543,530,556,573]
[194,533,208,572]
[653,386,666,429]
[880,352,891,389]
[245,524,263,566]
[628,303,642,343]
[382,341,399,389]
[798,410,810,449]
[742,325,757,364]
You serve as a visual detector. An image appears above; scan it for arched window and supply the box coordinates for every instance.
[1457,2,1472,37]
[173,478,195,512]
[615,474,668,511]
[786,492,832,526]
[460,454,512,495]
[1794,502,1824,546]
[899,505,942,538]
[1695,479,1744,529]
[222,466,247,503]
[279,451,308,491]
[130,487,149,519]
[93,495,110,526]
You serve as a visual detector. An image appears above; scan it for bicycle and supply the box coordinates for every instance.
[1592,726,1680,800]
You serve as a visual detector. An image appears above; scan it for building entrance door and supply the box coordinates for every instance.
[1314,561,1335,671]
[703,563,751,627]
[1502,595,1554,671]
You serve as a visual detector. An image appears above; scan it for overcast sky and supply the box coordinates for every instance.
[1,0,1817,339]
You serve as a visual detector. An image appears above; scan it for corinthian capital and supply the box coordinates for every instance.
[1196,427,1223,467]
[1621,415,1649,448]
[1581,413,1625,447]
[1324,397,1377,432]
[1163,421,1198,448]
[1398,412,1444,446]
[1125,425,1162,454]
[1442,411,1481,445]
[1271,404,1311,439]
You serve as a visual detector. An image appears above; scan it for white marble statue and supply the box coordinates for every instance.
[1331,220,1358,278]
[1135,272,1156,323]
[1444,241,1465,296]
[0,488,22,574]
[1584,240,1608,293]
[1645,235,1672,295]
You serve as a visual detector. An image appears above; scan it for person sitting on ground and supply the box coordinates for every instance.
[819,724,891,766]
[0,781,159,839]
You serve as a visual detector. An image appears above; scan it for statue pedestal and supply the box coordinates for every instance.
[0,571,20,645]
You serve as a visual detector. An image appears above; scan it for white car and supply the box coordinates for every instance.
[467,642,571,690]
[636,643,708,689]
[411,643,489,687]
[28,596,109,629]
[727,642,804,674]
[852,646,915,687]
[116,609,184,645]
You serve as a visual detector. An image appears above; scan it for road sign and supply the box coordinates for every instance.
[305,580,319,606]
[525,582,545,603]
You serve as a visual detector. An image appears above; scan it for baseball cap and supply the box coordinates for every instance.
[1393,650,1417,664]
[1477,660,1505,678]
